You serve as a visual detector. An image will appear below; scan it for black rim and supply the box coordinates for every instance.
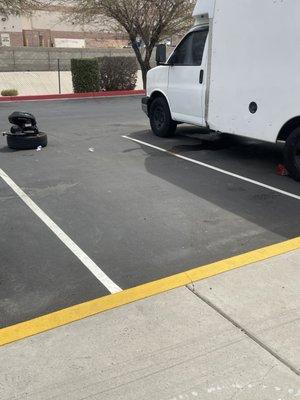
[153,106,166,130]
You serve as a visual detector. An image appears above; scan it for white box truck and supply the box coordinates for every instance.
[142,0,300,181]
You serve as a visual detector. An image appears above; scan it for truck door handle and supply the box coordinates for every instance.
[199,69,204,84]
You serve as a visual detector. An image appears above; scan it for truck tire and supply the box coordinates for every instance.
[149,97,177,137]
[7,133,48,150]
[284,127,300,181]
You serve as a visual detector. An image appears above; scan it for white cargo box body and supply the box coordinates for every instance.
[206,0,300,142]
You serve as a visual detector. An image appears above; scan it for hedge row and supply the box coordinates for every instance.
[1,89,18,96]
[71,57,138,93]
[71,58,100,93]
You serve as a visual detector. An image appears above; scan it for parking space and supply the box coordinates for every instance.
[127,127,300,196]
[0,184,109,327]
[0,96,299,329]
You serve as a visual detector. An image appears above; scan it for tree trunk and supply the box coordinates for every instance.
[141,65,148,90]
[131,42,152,90]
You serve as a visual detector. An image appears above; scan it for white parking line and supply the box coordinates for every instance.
[123,135,300,201]
[0,168,122,294]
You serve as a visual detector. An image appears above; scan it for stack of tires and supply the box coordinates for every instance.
[6,112,47,150]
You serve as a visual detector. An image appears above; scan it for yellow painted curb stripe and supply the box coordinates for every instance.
[1,237,299,347]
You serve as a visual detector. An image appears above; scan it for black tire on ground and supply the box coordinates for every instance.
[149,97,177,138]
[7,133,48,150]
[284,127,300,181]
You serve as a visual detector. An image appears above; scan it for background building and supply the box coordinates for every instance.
[0,6,128,48]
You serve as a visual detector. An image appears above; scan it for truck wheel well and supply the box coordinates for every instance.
[149,91,168,112]
[277,117,300,142]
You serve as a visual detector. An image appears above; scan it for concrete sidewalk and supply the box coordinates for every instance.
[1,249,299,400]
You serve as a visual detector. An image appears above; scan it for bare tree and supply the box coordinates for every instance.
[68,0,195,89]
[0,0,43,15]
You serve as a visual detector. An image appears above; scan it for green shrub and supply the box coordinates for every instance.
[71,58,100,93]
[1,89,18,96]
[98,57,138,91]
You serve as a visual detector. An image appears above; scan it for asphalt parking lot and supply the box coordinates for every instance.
[0,96,299,329]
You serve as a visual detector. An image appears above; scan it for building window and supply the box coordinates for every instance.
[38,34,44,47]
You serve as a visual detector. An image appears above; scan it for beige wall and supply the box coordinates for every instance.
[25,10,86,33]
[0,14,23,32]
[0,7,112,33]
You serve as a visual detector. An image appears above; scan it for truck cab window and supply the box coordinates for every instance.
[170,29,208,66]
[171,34,193,65]
[191,29,208,65]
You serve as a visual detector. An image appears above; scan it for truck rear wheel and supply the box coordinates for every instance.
[284,127,300,181]
[149,97,177,138]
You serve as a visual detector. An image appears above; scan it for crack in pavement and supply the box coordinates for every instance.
[186,285,300,377]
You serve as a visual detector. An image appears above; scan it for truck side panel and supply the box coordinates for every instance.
[208,0,300,142]
[147,66,170,102]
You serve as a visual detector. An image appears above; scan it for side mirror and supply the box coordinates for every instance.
[156,44,167,65]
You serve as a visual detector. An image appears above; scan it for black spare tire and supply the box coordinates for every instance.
[7,133,48,150]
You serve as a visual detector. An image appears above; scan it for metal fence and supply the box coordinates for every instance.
[0,46,174,72]
[0,47,136,72]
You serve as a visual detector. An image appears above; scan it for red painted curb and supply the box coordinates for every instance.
[0,90,145,103]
